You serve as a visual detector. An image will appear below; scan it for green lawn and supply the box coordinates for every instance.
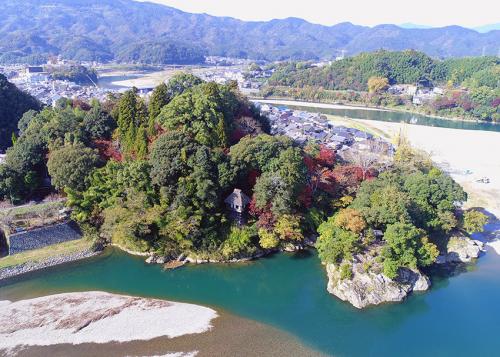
[0,238,93,270]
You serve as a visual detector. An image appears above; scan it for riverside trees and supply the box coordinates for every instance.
[0,72,478,270]
[1,73,318,258]
[264,51,500,122]
[317,142,470,280]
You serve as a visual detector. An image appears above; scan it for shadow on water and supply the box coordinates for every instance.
[289,249,315,260]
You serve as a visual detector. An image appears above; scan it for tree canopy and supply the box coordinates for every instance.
[0,74,41,151]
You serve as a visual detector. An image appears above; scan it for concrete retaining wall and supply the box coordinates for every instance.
[7,221,82,255]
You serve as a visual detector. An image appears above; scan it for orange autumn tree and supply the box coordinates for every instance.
[333,208,367,234]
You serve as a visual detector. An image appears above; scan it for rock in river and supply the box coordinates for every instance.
[325,248,430,309]
[436,235,485,264]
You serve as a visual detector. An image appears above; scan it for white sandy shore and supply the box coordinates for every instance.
[487,240,500,255]
[252,99,390,112]
[354,120,500,219]
[0,292,217,349]
[483,221,500,255]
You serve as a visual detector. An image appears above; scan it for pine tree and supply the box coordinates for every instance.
[148,83,170,135]
[135,125,148,159]
[117,89,149,154]
[124,122,137,152]
[216,117,227,148]
[117,90,137,139]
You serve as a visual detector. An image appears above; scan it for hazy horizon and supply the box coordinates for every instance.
[137,0,500,29]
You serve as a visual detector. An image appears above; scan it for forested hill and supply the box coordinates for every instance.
[0,0,499,64]
[0,75,41,151]
[268,51,500,90]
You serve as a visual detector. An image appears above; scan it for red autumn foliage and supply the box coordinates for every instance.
[492,97,500,107]
[94,140,123,162]
[364,168,379,180]
[317,170,336,194]
[248,196,261,217]
[71,99,91,111]
[248,195,276,229]
[257,211,276,230]
[247,169,261,188]
[230,128,246,144]
[317,146,336,167]
[303,155,316,173]
[298,185,313,208]
[331,165,364,190]
[432,96,456,111]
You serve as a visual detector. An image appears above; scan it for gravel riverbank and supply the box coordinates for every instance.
[0,249,102,282]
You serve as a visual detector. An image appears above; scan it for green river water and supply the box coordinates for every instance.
[1,107,500,356]
[1,229,499,357]
[282,104,500,132]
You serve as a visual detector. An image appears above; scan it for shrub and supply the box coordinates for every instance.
[220,225,257,259]
[340,263,353,280]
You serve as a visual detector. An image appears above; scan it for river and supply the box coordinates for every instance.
[1,236,500,357]
[254,99,500,132]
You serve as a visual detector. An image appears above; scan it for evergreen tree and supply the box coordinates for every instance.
[117,89,137,139]
[148,83,170,134]
[135,125,148,159]
[216,117,227,148]
[117,88,148,154]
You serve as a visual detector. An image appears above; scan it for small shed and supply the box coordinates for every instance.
[224,189,251,213]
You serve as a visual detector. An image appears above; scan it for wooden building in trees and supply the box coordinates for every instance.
[224,189,251,213]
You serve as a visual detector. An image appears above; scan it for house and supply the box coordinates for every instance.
[26,66,44,74]
[22,66,49,84]
[388,84,417,96]
[433,87,445,95]
[224,189,251,213]
[352,130,373,141]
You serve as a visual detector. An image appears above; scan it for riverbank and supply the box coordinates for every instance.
[252,98,391,112]
[0,242,101,282]
[252,97,497,125]
[0,291,217,348]
[353,119,500,219]
[0,290,325,357]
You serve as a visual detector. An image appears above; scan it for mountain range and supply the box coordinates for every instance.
[0,0,499,64]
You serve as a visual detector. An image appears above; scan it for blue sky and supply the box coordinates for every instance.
[138,0,499,28]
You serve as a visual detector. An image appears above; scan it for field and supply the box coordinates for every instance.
[0,237,93,269]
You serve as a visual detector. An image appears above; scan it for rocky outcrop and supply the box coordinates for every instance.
[325,247,430,309]
[145,254,168,264]
[436,235,485,264]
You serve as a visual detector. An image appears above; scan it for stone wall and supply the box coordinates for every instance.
[7,221,82,255]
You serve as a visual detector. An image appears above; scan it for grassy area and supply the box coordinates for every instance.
[0,238,93,270]
[0,200,64,216]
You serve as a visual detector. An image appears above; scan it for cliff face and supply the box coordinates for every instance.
[326,261,430,309]
[325,235,484,309]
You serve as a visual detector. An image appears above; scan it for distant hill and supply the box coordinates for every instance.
[399,23,433,29]
[0,0,499,64]
[474,23,500,33]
